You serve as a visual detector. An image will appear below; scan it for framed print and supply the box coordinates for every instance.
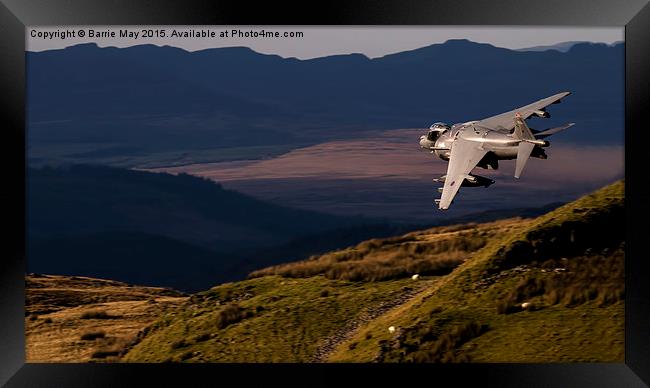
[1,0,648,386]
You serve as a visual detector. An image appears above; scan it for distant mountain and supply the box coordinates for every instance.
[27,39,624,167]
[516,41,588,52]
[517,41,623,52]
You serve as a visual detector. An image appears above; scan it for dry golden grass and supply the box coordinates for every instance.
[25,274,188,362]
[250,218,529,282]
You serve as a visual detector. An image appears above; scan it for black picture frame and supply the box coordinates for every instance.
[1,0,648,386]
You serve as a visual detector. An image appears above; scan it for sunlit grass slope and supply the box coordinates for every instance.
[328,180,624,362]
[123,275,436,362]
[124,180,624,363]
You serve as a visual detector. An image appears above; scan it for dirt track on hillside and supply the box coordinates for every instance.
[310,281,432,363]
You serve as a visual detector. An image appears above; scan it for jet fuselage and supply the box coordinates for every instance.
[419,121,547,167]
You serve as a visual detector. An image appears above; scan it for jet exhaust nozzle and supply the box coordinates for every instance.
[523,139,550,147]
[533,109,550,118]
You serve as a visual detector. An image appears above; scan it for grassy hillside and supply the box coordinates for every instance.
[31,180,624,363]
[25,274,187,362]
[327,179,624,362]
[123,219,526,362]
[250,219,526,281]
[122,275,433,362]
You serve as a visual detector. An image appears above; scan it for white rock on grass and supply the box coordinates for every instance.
[411,274,420,281]
[521,302,531,310]
[388,326,396,334]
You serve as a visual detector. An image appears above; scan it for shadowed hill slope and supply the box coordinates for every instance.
[27,165,372,291]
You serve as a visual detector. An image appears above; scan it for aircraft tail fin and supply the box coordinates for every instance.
[513,113,535,140]
[512,113,536,179]
[515,142,535,179]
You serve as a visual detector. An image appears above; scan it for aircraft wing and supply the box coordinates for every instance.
[476,92,571,131]
[437,137,488,210]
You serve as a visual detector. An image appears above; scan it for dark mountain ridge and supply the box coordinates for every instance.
[27,39,624,167]
[28,164,369,249]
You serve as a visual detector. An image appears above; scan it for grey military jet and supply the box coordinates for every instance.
[419,92,575,210]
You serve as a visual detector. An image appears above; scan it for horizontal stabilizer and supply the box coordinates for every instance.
[534,123,575,139]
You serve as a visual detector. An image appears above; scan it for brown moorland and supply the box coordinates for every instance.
[25,274,188,362]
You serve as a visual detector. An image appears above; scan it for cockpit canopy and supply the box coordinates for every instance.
[427,122,450,141]
[430,122,451,131]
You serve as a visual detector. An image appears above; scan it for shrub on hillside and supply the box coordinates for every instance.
[495,300,520,315]
[380,321,488,363]
[90,336,133,359]
[216,303,253,329]
[192,333,210,343]
[91,350,120,359]
[411,321,488,363]
[80,331,106,340]
[170,339,188,349]
[80,310,117,319]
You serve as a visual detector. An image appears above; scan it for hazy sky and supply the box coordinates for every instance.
[26,26,623,59]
